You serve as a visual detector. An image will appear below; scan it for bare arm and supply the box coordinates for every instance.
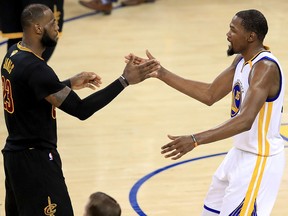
[156,63,235,106]
[161,59,280,159]
[129,51,241,106]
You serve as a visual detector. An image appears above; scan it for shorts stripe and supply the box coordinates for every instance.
[240,103,272,215]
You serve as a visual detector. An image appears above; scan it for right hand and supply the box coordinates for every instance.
[124,50,163,79]
[122,54,160,85]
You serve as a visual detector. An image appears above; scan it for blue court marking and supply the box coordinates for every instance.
[129,152,227,216]
[129,145,288,216]
[0,5,123,47]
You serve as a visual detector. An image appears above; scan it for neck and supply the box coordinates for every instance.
[21,37,45,57]
[242,45,266,62]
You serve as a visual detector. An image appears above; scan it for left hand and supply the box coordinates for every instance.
[70,72,102,90]
[161,134,196,160]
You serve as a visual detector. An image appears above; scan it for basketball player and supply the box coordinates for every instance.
[0,0,64,62]
[128,9,285,215]
[84,192,121,216]
[1,4,159,216]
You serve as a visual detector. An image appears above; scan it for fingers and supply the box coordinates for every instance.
[161,135,193,160]
[85,83,96,90]
[138,59,160,73]
[127,54,135,65]
[125,53,149,65]
[146,50,155,59]
[90,80,101,88]
[145,71,158,79]
[125,54,138,64]
[168,134,178,140]
[87,73,102,88]
[161,143,185,160]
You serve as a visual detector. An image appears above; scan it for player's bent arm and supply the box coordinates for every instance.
[45,78,125,120]
[195,60,280,145]
[61,72,102,90]
[156,55,241,106]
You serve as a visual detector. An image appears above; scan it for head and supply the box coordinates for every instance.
[21,4,59,47]
[84,192,121,216]
[226,9,268,56]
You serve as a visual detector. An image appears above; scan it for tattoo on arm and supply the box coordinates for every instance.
[45,86,71,107]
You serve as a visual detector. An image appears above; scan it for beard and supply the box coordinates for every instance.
[227,45,235,56]
[41,29,57,47]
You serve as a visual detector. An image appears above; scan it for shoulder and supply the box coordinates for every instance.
[253,54,279,73]
[250,58,280,83]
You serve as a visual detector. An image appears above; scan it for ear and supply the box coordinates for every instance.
[34,24,43,35]
[247,32,257,42]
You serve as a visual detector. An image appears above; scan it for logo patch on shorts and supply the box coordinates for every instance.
[49,152,53,161]
[44,196,57,216]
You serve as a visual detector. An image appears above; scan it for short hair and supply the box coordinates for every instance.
[20,4,50,30]
[85,192,121,216]
[236,9,268,42]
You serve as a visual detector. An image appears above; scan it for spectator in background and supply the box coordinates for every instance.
[84,192,121,216]
[0,0,64,62]
[79,0,156,15]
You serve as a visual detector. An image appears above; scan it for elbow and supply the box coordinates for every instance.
[205,100,215,106]
[77,114,90,121]
[203,95,216,106]
[75,111,91,121]
[239,117,254,132]
[242,122,252,131]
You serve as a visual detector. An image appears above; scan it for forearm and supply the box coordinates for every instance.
[59,79,124,120]
[194,114,252,146]
[159,68,214,105]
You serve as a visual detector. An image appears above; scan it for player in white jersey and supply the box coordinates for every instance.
[127,9,285,215]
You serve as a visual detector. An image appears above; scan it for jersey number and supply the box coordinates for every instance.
[1,76,14,113]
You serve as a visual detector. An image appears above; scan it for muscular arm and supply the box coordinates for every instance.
[195,59,280,144]
[156,55,241,106]
[161,59,281,160]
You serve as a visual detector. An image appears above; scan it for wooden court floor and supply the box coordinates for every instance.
[0,0,288,215]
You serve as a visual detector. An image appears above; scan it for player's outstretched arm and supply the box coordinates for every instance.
[127,50,239,106]
[45,56,160,120]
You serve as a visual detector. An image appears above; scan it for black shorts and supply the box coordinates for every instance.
[0,0,64,39]
[3,148,73,216]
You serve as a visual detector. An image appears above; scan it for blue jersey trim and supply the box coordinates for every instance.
[255,56,282,102]
[204,205,220,214]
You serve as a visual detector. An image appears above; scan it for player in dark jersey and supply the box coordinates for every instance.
[0,0,64,62]
[1,4,159,216]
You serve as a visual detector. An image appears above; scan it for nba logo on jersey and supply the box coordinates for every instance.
[49,152,53,161]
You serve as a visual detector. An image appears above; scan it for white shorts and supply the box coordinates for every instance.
[202,147,285,216]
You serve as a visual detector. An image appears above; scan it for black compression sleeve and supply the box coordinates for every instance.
[59,79,124,120]
[62,79,71,88]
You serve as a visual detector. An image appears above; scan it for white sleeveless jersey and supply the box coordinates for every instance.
[231,51,285,156]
